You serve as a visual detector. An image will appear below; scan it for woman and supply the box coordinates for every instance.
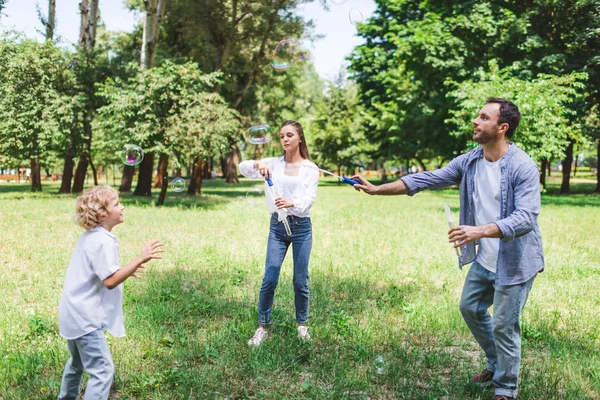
[239,120,319,346]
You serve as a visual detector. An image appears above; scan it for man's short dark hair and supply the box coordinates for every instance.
[486,97,521,139]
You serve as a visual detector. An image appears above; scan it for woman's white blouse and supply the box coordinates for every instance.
[238,156,319,218]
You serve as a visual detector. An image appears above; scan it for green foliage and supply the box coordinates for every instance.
[313,77,374,170]
[447,61,589,162]
[96,61,242,163]
[350,0,600,166]
[0,39,76,163]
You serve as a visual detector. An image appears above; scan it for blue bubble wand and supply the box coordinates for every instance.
[313,167,360,186]
[265,173,292,236]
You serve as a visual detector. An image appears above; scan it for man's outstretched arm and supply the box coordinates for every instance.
[350,175,409,195]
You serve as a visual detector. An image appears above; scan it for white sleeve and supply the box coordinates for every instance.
[239,158,278,179]
[291,169,318,214]
[238,160,261,178]
[90,242,121,281]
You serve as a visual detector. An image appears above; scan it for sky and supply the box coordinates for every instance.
[0,0,377,80]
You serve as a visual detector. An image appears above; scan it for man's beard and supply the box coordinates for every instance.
[473,128,498,144]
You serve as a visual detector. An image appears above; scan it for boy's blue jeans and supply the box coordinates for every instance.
[459,261,535,399]
[59,329,114,400]
[257,214,312,326]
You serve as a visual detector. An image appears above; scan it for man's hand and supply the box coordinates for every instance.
[448,225,484,247]
[274,197,294,209]
[350,175,379,195]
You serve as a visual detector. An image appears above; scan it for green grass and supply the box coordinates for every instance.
[0,175,599,399]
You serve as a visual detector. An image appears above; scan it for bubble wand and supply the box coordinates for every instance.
[311,166,360,186]
[266,172,292,236]
[444,204,462,257]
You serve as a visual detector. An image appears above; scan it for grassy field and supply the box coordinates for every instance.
[0,175,599,399]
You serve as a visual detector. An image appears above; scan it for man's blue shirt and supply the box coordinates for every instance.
[401,143,544,285]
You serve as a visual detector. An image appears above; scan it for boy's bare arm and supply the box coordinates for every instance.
[104,240,164,290]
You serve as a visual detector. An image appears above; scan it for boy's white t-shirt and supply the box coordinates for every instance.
[59,226,125,340]
[473,157,502,273]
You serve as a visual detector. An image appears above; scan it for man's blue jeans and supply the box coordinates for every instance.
[257,214,312,326]
[460,261,535,399]
[59,329,114,400]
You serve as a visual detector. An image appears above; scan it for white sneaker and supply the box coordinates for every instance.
[248,327,269,347]
[297,325,310,341]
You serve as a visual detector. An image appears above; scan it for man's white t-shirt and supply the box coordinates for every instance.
[473,157,502,273]
[59,226,125,340]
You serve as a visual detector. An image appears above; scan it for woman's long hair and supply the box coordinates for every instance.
[281,120,312,161]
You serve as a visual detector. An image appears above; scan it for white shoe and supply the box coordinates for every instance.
[248,327,269,347]
[297,325,310,341]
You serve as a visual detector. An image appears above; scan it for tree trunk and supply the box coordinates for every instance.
[72,157,89,193]
[381,169,388,184]
[203,156,213,179]
[119,165,134,192]
[133,152,155,196]
[46,0,56,41]
[154,153,168,188]
[59,144,75,193]
[540,158,547,189]
[573,149,578,176]
[547,157,552,176]
[560,140,574,194]
[141,0,167,70]
[224,148,240,183]
[156,154,169,206]
[187,158,204,195]
[30,157,42,192]
[595,139,600,193]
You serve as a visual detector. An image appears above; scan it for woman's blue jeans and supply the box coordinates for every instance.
[257,214,312,326]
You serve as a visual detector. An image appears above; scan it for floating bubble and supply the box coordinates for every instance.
[251,185,264,195]
[120,144,144,166]
[170,177,186,192]
[375,355,385,375]
[329,0,347,4]
[247,125,273,145]
[271,39,305,70]
[349,8,364,25]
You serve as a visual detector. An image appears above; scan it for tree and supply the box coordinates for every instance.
[313,76,372,177]
[447,61,588,189]
[64,0,101,194]
[122,0,168,196]
[0,39,75,192]
[97,61,240,203]
[156,0,322,183]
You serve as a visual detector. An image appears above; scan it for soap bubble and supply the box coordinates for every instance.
[349,8,364,25]
[247,125,273,145]
[170,177,186,192]
[375,355,385,375]
[120,144,144,166]
[271,39,305,70]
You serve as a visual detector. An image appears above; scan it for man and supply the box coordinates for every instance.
[352,98,544,400]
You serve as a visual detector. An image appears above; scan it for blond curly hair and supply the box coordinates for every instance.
[75,185,119,230]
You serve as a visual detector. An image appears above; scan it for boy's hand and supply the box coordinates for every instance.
[132,264,146,278]
[139,240,164,263]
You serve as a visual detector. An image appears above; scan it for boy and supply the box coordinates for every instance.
[58,185,163,400]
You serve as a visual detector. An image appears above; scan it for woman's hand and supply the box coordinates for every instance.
[274,197,294,209]
[255,161,271,178]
